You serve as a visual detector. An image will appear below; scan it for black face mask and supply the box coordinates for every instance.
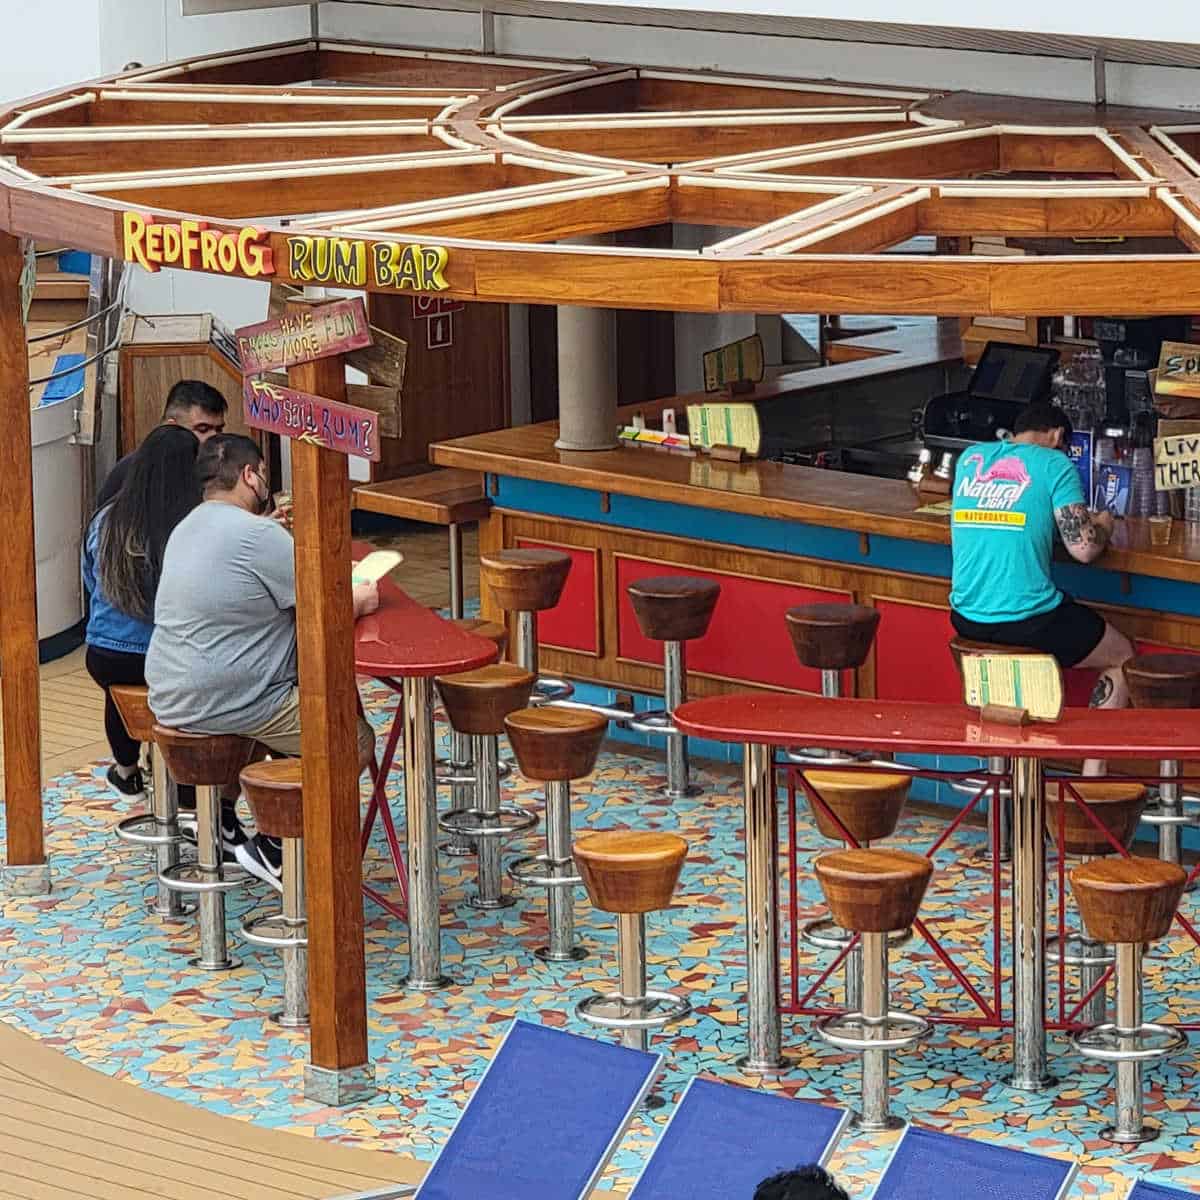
[250,469,272,516]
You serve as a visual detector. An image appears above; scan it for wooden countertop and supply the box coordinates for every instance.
[430,422,1200,586]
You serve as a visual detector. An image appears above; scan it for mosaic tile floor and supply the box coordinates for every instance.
[1,682,1199,1197]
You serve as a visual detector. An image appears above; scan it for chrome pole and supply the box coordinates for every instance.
[193,785,233,971]
[858,930,892,1131]
[1113,942,1146,1143]
[278,837,309,1028]
[820,669,841,699]
[516,610,537,675]
[738,742,787,1073]
[663,639,695,798]
[1077,854,1108,1028]
[401,676,451,990]
[470,734,511,909]
[447,522,464,620]
[617,911,648,1051]
[1010,755,1051,1090]
[847,941,863,1013]
[989,756,1012,863]
[446,726,474,857]
[149,746,187,919]
[540,780,579,961]
[1159,759,1181,864]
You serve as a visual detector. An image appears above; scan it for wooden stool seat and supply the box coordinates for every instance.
[435,664,536,736]
[786,603,880,671]
[1046,782,1147,857]
[948,635,1041,676]
[627,577,720,643]
[481,549,571,613]
[1123,654,1200,709]
[109,685,156,744]
[504,706,607,781]
[574,830,688,913]
[1071,857,1188,944]
[240,759,304,840]
[814,847,932,933]
[152,725,256,791]
[449,617,508,656]
[805,770,909,844]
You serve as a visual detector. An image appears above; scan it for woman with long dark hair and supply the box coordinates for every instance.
[83,424,202,797]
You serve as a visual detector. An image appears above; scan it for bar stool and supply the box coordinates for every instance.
[239,759,308,1028]
[1045,782,1146,1025]
[814,848,933,1132]
[439,617,511,857]
[626,577,721,800]
[947,635,1042,863]
[801,770,910,1012]
[109,685,192,921]
[574,830,691,1050]
[436,663,538,909]
[480,548,574,702]
[784,604,879,765]
[154,725,255,971]
[1123,654,1200,871]
[505,706,607,961]
[1071,856,1188,1144]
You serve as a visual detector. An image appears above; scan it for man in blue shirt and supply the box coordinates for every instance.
[950,401,1132,733]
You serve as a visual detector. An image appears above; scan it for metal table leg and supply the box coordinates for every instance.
[738,742,789,1074]
[1010,755,1053,1091]
[400,675,452,991]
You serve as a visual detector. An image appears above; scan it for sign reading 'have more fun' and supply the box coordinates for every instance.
[236,298,372,375]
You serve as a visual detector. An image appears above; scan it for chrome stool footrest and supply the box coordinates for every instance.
[1074,1021,1187,1063]
[1140,802,1200,828]
[159,861,248,894]
[509,853,582,888]
[800,916,911,952]
[1047,933,1115,969]
[532,677,574,705]
[439,805,538,838]
[240,912,308,950]
[817,1010,931,1053]
[435,758,513,786]
[116,813,184,847]
[951,777,1013,799]
[576,989,691,1032]
[627,708,678,737]
[783,747,873,767]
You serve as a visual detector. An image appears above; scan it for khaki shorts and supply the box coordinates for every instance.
[243,686,376,768]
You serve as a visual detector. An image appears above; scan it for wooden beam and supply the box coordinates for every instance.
[0,232,44,876]
[288,298,369,1082]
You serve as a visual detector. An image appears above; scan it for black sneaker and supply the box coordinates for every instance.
[106,763,145,799]
[235,834,283,893]
[221,802,249,865]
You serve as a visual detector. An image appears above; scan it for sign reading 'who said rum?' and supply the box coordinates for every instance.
[243,376,381,462]
[236,298,372,375]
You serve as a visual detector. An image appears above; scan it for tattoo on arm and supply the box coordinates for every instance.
[1090,675,1114,707]
[1055,503,1110,557]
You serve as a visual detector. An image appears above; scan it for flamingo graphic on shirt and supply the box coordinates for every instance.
[956,451,1032,511]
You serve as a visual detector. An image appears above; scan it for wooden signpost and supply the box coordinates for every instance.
[235,297,373,1102]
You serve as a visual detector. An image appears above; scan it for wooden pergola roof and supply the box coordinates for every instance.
[3,39,1200,314]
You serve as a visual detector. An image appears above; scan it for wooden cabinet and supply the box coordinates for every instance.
[117,314,250,454]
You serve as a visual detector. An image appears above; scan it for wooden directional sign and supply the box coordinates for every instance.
[243,375,381,461]
[1156,340,1200,401]
[1154,431,1200,491]
[236,297,371,376]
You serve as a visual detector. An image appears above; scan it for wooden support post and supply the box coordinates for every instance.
[0,232,46,892]
[288,297,372,1104]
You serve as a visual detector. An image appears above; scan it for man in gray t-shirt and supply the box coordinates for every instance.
[147,434,378,889]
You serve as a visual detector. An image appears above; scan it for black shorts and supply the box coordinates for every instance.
[950,597,1106,669]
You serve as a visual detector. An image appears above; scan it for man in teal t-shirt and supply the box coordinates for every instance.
[949,401,1132,723]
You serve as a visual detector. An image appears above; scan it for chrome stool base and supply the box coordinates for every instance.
[817,1011,930,1053]
[159,862,247,894]
[532,677,574,705]
[272,1010,310,1030]
[1046,933,1114,969]
[577,989,690,1030]
[467,892,518,910]
[399,973,455,992]
[189,953,241,972]
[440,805,538,839]
[536,944,589,963]
[1075,1021,1187,1063]
[116,813,184,847]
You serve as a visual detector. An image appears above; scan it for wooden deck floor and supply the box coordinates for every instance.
[0,1018,416,1199]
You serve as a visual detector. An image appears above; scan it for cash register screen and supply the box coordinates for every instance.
[970,343,1057,405]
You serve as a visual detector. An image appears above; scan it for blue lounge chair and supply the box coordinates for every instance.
[873,1126,1077,1200]
[627,1076,849,1199]
[341,1019,661,1200]
[1127,1181,1198,1199]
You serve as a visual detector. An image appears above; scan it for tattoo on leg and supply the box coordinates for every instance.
[1090,675,1114,707]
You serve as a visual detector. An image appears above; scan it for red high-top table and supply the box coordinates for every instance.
[354,569,497,990]
[674,693,1200,1088]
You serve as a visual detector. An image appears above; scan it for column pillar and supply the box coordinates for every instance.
[0,232,47,895]
[555,236,618,452]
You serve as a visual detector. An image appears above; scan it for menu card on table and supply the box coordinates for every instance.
[962,653,1063,722]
